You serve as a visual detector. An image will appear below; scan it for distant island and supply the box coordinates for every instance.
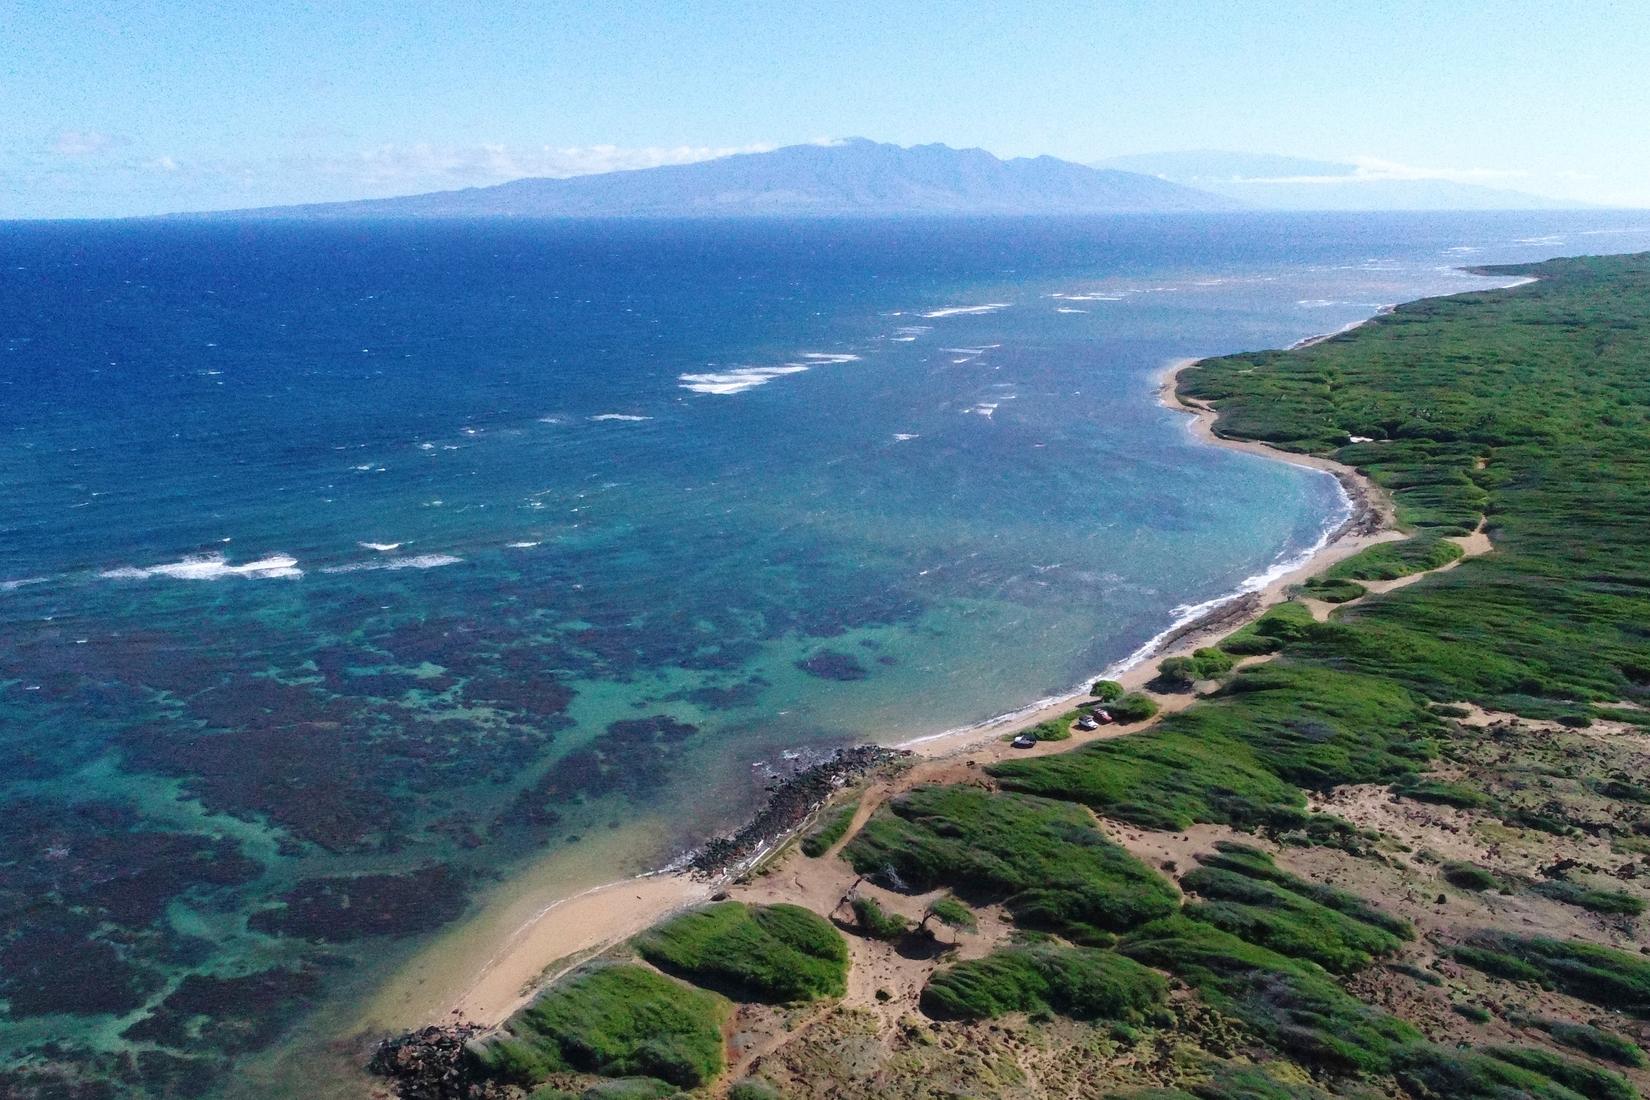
[168,139,1237,219]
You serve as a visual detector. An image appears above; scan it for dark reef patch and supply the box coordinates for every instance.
[248,865,473,942]
[796,650,870,681]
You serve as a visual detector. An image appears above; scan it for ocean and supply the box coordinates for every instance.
[3,211,1648,1097]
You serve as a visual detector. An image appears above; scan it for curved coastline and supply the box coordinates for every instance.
[367,332,1406,1037]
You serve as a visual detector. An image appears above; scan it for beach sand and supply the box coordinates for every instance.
[379,352,1404,1034]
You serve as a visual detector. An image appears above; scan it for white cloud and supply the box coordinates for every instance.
[1235,156,1532,187]
[48,129,121,157]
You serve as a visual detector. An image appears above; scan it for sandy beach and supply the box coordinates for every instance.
[389,348,1405,1033]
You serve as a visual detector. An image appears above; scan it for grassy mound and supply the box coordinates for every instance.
[1395,1044,1638,1100]
[1120,916,1417,1075]
[800,801,857,857]
[1218,601,1318,656]
[843,785,1178,942]
[1181,845,1410,972]
[634,902,846,1002]
[992,664,1437,830]
[1299,576,1367,604]
[468,963,727,1088]
[1326,535,1464,582]
[848,896,909,941]
[1450,931,1650,1015]
[1524,1018,1647,1068]
[921,942,1164,1022]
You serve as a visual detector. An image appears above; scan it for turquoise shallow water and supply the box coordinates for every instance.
[4,212,1650,1096]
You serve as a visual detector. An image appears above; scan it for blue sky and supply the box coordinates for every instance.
[5,1,1648,216]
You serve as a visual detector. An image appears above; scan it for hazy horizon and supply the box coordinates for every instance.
[6,3,1650,218]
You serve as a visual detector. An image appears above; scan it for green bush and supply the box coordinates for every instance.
[1300,577,1368,604]
[1108,693,1161,723]
[1391,775,1489,808]
[849,896,910,941]
[844,786,1178,943]
[1441,862,1502,892]
[634,901,847,1002]
[1530,879,1647,915]
[922,896,977,935]
[1395,1044,1637,1100]
[1526,1018,1647,1067]
[1451,931,1650,1015]
[1156,656,1198,689]
[1181,846,1410,972]
[921,943,1165,1022]
[1091,679,1125,702]
[726,1079,783,1100]
[1326,535,1465,582]
[469,964,727,1088]
[800,801,857,858]
[1219,602,1318,656]
[1120,916,1418,1074]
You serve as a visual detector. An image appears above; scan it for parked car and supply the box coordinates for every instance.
[1011,733,1037,749]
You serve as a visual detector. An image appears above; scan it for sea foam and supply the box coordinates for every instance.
[101,554,303,581]
[320,554,463,574]
[921,303,1010,318]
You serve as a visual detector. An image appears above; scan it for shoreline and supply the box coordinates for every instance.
[387,342,1401,1033]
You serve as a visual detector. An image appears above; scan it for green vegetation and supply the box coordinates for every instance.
[1105,1060,1342,1099]
[1299,576,1367,604]
[848,895,910,941]
[993,664,1437,830]
[1391,775,1489,808]
[1156,648,1236,689]
[1325,535,1464,582]
[1441,861,1503,892]
[843,785,1179,942]
[1091,679,1125,702]
[921,896,977,937]
[1120,916,1417,1074]
[1013,714,1074,742]
[1530,878,1647,915]
[726,1079,783,1100]
[800,800,858,858]
[1180,845,1410,972]
[1524,1017,1648,1067]
[1107,692,1160,723]
[921,942,1165,1022]
[1218,601,1317,656]
[633,902,847,1002]
[1182,255,1650,720]
[469,963,727,1089]
[1395,1044,1638,1100]
[1451,931,1650,1015]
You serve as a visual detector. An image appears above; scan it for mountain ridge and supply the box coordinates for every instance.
[168,139,1239,219]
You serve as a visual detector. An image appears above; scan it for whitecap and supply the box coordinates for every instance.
[678,365,809,395]
[892,433,919,442]
[1051,293,1124,302]
[1,576,50,592]
[359,541,402,552]
[506,541,540,549]
[321,554,462,574]
[589,413,653,422]
[102,554,302,581]
[920,303,1010,318]
[1054,307,1087,314]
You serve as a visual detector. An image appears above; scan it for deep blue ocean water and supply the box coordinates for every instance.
[4,211,1649,1097]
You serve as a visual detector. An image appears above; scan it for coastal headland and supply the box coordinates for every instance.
[364,251,1650,1099]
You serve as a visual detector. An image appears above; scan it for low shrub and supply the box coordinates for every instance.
[1120,916,1418,1074]
[1326,535,1464,582]
[921,943,1165,1022]
[1451,931,1650,1015]
[1526,1018,1647,1067]
[1091,679,1125,702]
[1300,576,1368,604]
[800,801,857,858]
[634,902,847,1002]
[469,963,727,1088]
[849,896,910,941]
[844,786,1179,942]
[1395,1043,1636,1100]
[1391,776,1489,809]
[1530,879,1646,916]
[1109,693,1161,723]
[1441,862,1502,892]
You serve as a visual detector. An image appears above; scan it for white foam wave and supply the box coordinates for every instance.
[892,433,919,442]
[321,554,462,574]
[1,576,50,592]
[678,364,809,395]
[589,414,653,422]
[102,554,302,582]
[506,541,540,549]
[1051,293,1124,302]
[920,303,1010,318]
[359,541,402,552]
[1055,307,1087,314]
